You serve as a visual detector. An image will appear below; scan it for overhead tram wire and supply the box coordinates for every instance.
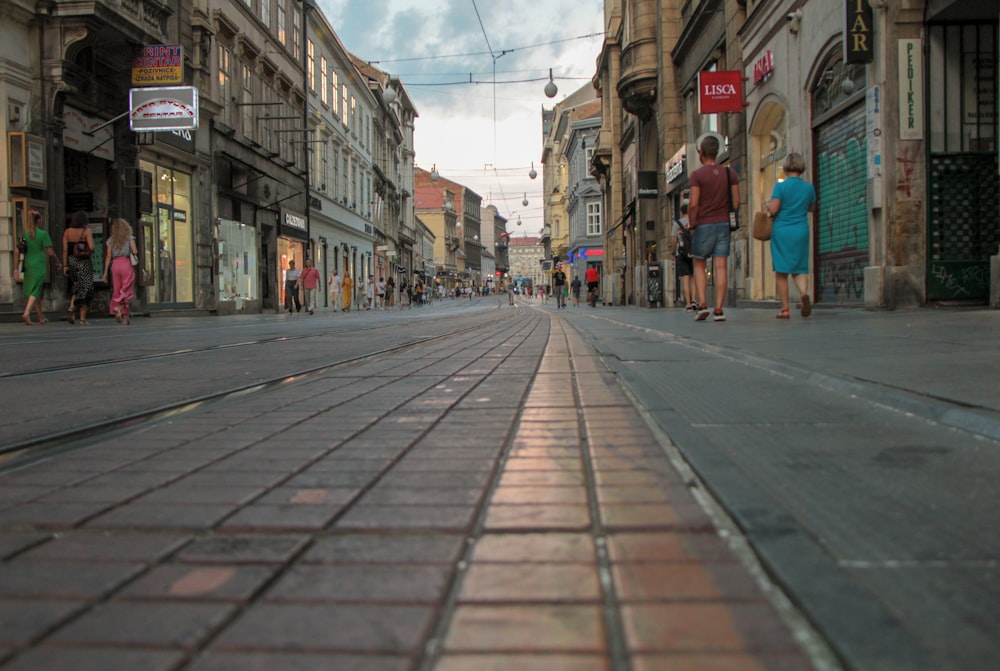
[366,32,603,66]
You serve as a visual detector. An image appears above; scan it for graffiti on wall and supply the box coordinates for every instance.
[816,107,869,303]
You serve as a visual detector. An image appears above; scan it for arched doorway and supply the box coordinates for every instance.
[749,100,787,301]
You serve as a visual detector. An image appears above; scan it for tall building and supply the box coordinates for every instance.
[414,168,483,288]
[508,235,546,290]
[1,0,420,316]
[593,0,999,309]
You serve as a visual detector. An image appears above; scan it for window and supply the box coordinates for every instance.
[342,153,349,199]
[307,41,315,91]
[277,0,286,46]
[259,82,275,150]
[350,95,356,135]
[703,62,720,134]
[341,84,349,128]
[586,201,601,236]
[241,64,254,141]
[291,6,301,61]
[331,146,339,197]
[260,0,270,27]
[320,56,328,105]
[350,158,357,207]
[316,139,327,192]
[330,70,339,117]
[218,44,233,127]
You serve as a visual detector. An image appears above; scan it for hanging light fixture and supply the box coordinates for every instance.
[544,68,558,98]
[430,164,439,181]
[528,162,537,179]
[522,193,529,207]
[382,84,397,105]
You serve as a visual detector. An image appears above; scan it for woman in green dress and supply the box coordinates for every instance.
[14,209,62,325]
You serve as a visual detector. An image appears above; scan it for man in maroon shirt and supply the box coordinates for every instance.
[688,135,739,322]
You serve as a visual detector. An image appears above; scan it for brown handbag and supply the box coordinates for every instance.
[752,210,772,241]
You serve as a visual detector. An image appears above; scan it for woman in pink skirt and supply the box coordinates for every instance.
[101,218,138,325]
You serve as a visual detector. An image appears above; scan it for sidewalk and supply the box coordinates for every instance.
[564,303,1000,439]
[0,310,821,670]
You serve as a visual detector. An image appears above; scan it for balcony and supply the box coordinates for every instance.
[617,0,658,119]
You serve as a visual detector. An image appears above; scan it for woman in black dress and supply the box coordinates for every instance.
[62,211,95,324]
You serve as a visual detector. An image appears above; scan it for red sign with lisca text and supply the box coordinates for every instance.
[698,71,745,114]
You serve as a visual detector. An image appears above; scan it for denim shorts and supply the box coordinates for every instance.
[691,222,731,259]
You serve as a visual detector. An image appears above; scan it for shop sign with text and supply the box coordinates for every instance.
[133,45,183,85]
[698,71,744,114]
[845,0,874,64]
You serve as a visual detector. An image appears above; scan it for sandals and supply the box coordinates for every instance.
[776,308,790,319]
[21,315,32,326]
[67,308,75,324]
[114,306,123,324]
[800,294,812,318]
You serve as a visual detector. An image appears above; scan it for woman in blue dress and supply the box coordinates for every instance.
[767,152,817,318]
[14,209,62,325]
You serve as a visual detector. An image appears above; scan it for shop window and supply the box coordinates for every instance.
[144,160,194,305]
[218,219,259,306]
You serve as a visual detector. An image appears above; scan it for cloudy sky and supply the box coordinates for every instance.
[315,0,604,234]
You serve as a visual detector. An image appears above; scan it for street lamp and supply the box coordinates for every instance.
[382,80,397,105]
[528,162,537,179]
[430,163,439,181]
[544,68,558,98]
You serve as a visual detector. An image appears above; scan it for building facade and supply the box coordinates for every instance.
[413,169,459,288]
[3,0,421,317]
[742,0,998,307]
[592,0,998,310]
[564,109,605,292]
[508,235,546,291]
[414,168,483,290]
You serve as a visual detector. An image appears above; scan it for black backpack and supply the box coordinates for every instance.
[677,220,692,257]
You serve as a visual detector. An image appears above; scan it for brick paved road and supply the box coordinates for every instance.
[0,308,820,670]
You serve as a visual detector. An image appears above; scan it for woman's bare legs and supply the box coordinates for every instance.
[776,272,789,312]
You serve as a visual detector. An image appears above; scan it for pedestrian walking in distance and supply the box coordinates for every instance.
[328,270,343,312]
[299,258,321,315]
[101,218,138,325]
[552,265,567,308]
[284,259,301,313]
[673,201,695,311]
[14,209,62,325]
[341,273,354,311]
[767,152,817,319]
[688,135,739,322]
[63,210,95,325]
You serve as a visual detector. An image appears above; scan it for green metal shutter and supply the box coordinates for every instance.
[815,104,869,304]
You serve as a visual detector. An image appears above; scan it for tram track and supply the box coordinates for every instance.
[0,308,498,379]
[0,307,522,471]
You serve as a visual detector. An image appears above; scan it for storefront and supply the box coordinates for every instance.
[217,218,259,312]
[812,53,869,305]
[277,208,308,310]
[139,159,195,308]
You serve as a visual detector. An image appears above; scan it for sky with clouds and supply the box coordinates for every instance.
[315,0,604,234]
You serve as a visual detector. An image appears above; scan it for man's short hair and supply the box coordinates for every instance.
[699,135,720,159]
